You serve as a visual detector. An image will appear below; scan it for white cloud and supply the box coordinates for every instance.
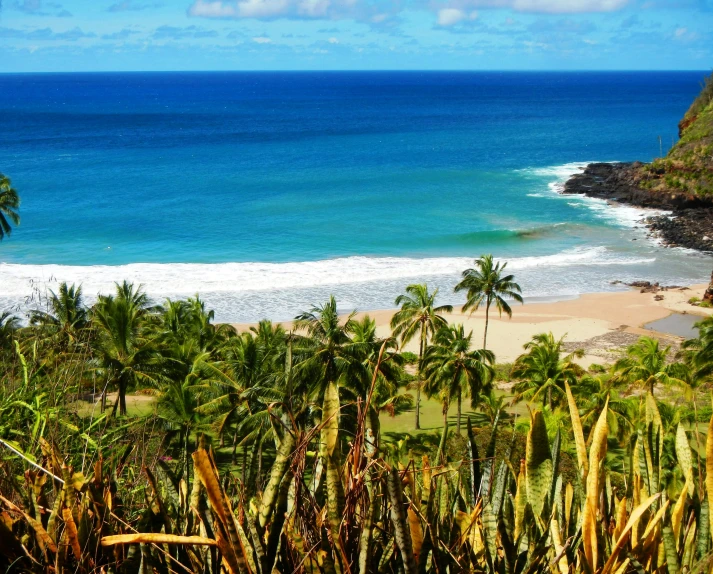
[188,0,629,25]
[252,36,272,42]
[188,0,370,20]
[188,0,238,17]
[328,36,339,43]
[510,0,628,13]
[437,8,478,26]
[673,27,699,42]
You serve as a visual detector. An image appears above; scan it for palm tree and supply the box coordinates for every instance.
[576,374,635,443]
[0,174,20,241]
[156,351,211,483]
[512,332,584,410]
[390,284,453,429]
[454,254,523,350]
[0,312,19,351]
[93,281,158,416]
[347,316,409,454]
[682,316,713,382]
[294,295,362,404]
[613,336,690,396]
[156,296,233,353]
[422,324,494,435]
[30,283,88,345]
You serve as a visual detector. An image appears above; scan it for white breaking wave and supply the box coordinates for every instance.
[525,161,671,230]
[0,246,655,300]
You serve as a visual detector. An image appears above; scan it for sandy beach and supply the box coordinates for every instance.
[233,283,713,367]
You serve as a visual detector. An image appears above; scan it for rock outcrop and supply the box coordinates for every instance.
[704,271,713,303]
[563,162,713,252]
[562,72,713,254]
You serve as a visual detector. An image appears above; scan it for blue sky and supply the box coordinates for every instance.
[0,0,711,71]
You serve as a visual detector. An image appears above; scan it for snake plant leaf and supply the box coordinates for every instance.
[326,451,345,556]
[513,460,527,542]
[266,468,294,564]
[697,497,710,559]
[466,417,480,506]
[480,410,500,499]
[322,380,340,458]
[101,534,219,546]
[549,428,561,511]
[707,412,713,546]
[257,430,295,530]
[672,480,688,545]
[565,381,589,480]
[676,423,694,496]
[600,493,659,574]
[408,506,423,565]
[583,398,608,572]
[682,519,697,571]
[550,517,569,574]
[663,525,681,573]
[61,508,82,561]
[525,411,552,519]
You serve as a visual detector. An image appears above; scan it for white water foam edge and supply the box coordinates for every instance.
[1,162,709,322]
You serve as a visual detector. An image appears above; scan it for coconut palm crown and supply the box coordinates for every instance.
[454,254,523,349]
[0,173,20,241]
[390,283,453,429]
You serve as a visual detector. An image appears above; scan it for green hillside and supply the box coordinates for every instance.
[639,72,713,198]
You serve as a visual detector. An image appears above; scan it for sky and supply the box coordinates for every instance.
[0,0,711,71]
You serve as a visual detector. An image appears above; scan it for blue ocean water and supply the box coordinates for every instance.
[1,71,711,321]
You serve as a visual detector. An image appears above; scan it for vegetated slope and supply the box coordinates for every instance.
[638,72,713,199]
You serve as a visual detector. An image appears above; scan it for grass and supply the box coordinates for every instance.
[380,388,530,435]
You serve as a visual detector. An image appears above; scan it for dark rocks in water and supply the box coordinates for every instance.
[610,280,688,293]
[563,163,713,253]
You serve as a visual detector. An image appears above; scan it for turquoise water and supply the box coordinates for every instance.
[1,72,711,321]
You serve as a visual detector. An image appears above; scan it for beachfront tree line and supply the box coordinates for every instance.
[3,174,713,572]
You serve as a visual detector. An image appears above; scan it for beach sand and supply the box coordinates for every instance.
[233,283,713,367]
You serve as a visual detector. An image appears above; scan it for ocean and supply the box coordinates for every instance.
[1,71,711,322]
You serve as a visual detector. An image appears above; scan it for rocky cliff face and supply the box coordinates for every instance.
[562,72,713,253]
[563,162,713,252]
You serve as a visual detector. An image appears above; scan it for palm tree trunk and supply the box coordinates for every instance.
[184,427,191,486]
[257,438,263,489]
[416,328,425,430]
[437,401,449,463]
[483,294,491,350]
[457,393,462,435]
[548,386,552,411]
[119,376,128,416]
[231,428,239,464]
[242,446,248,486]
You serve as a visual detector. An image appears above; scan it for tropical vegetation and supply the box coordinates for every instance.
[2,249,713,571]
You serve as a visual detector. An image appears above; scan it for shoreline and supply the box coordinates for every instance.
[232,283,712,366]
[563,162,713,253]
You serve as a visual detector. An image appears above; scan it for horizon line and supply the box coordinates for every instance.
[0,68,711,75]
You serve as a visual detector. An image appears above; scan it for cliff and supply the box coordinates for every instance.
[637,72,713,199]
[563,72,713,253]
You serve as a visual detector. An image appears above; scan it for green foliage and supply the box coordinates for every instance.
[0,173,20,240]
[638,71,713,198]
[1,267,713,573]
